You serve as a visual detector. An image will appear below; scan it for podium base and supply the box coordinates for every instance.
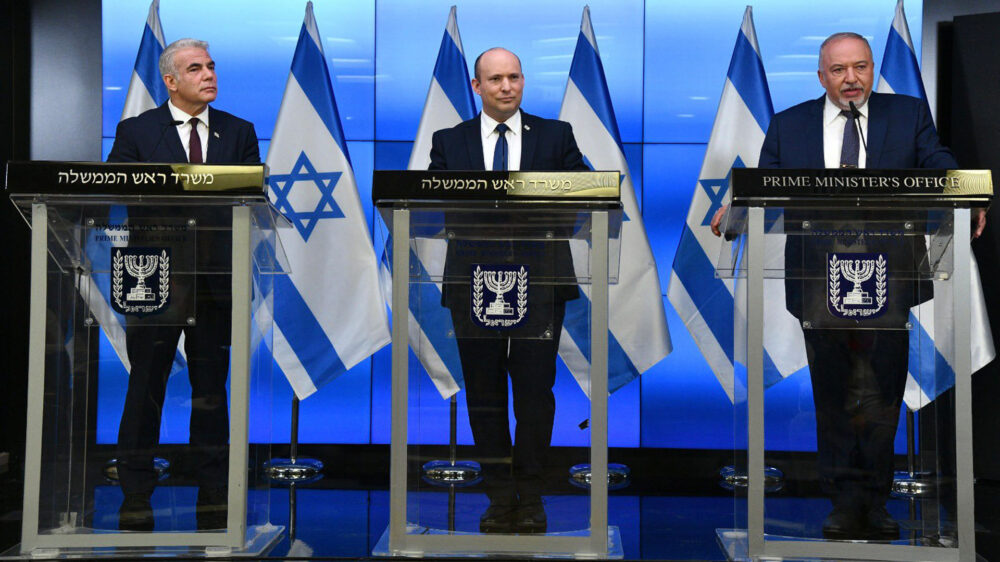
[372,524,623,558]
[1,523,284,560]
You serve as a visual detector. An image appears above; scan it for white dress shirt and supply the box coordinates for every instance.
[168,100,210,163]
[823,95,868,169]
[480,110,522,171]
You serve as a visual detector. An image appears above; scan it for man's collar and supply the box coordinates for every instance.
[824,94,868,124]
[167,99,211,125]
[480,110,521,136]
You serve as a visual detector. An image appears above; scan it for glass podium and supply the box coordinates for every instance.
[372,170,623,557]
[4,162,289,558]
[715,168,992,562]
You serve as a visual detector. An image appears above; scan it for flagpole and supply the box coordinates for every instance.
[891,409,934,496]
[265,396,323,482]
[421,395,481,485]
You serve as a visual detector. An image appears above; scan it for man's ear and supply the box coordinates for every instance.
[162,74,176,92]
[471,78,481,96]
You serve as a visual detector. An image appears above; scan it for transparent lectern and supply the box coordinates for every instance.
[716,168,992,562]
[4,162,289,558]
[372,170,623,558]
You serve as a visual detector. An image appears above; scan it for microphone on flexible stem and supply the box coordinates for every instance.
[848,101,868,161]
[145,119,184,162]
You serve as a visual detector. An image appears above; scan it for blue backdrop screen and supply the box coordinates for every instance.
[99,0,923,454]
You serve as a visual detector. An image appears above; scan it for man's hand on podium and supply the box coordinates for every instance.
[710,204,728,238]
[973,207,987,240]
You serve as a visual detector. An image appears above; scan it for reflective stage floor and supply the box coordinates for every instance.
[2,446,999,561]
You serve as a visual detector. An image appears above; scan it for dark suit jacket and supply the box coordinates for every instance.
[429,110,588,336]
[107,102,260,165]
[760,93,958,325]
[759,92,956,170]
[107,102,261,304]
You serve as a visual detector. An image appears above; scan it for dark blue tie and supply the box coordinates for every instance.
[492,123,509,171]
[840,110,859,168]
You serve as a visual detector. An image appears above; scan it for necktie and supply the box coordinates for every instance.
[188,117,203,163]
[492,123,509,171]
[840,110,859,168]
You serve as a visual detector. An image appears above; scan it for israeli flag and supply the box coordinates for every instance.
[407,6,477,171]
[267,2,391,399]
[89,0,170,374]
[875,0,995,409]
[557,6,672,397]
[120,0,167,120]
[667,7,807,401]
[376,6,473,399]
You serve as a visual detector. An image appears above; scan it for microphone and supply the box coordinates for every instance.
[145,119,184,162]
[848,101,868,162]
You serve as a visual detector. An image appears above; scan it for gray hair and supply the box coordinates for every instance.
[159,38,209,78]
[818,32,872,68]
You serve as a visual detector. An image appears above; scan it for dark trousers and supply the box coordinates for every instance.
[117,290,231,497]
[804,329,909,511]
[451,302,565,505]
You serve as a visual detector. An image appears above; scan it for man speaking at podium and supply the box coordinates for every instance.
[429,47,587,533]
[107,38,259,531]
[715,32,981,540]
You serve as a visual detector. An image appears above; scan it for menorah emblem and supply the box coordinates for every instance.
[111,247,172,316]
[828,252,887,319]
[484,270,517,316]
[471,264,529,329]
[125,254,159,302]
[840,258,875,306]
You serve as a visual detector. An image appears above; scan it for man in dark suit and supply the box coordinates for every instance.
[429,47,587,533]
[107,38,260,531]
[713,32,983,540]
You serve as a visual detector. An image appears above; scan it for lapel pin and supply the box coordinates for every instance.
[213,131,220,138]
[524,124,531,131]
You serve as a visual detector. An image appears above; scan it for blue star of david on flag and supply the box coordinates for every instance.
[699,156,745,226]
[269,151,344,241]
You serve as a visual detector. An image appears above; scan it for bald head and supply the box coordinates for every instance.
[471,48,524,122]
[473,48,522,81]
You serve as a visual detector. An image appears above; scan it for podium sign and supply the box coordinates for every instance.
[716,168,992,562]
[373,171,623,558]
[5,162,288,557]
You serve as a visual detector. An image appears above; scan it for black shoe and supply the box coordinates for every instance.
[865,506,900,540]
[479,503,517,534]
[196,487,228,531]
[822,507,863,539]
[118,493,154,532]
[512,502,547,534]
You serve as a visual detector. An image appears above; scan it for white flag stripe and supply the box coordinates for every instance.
[670,276,738,401]
[272,322,317,398]
[409,79,463,171]
[121,72,159,122]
